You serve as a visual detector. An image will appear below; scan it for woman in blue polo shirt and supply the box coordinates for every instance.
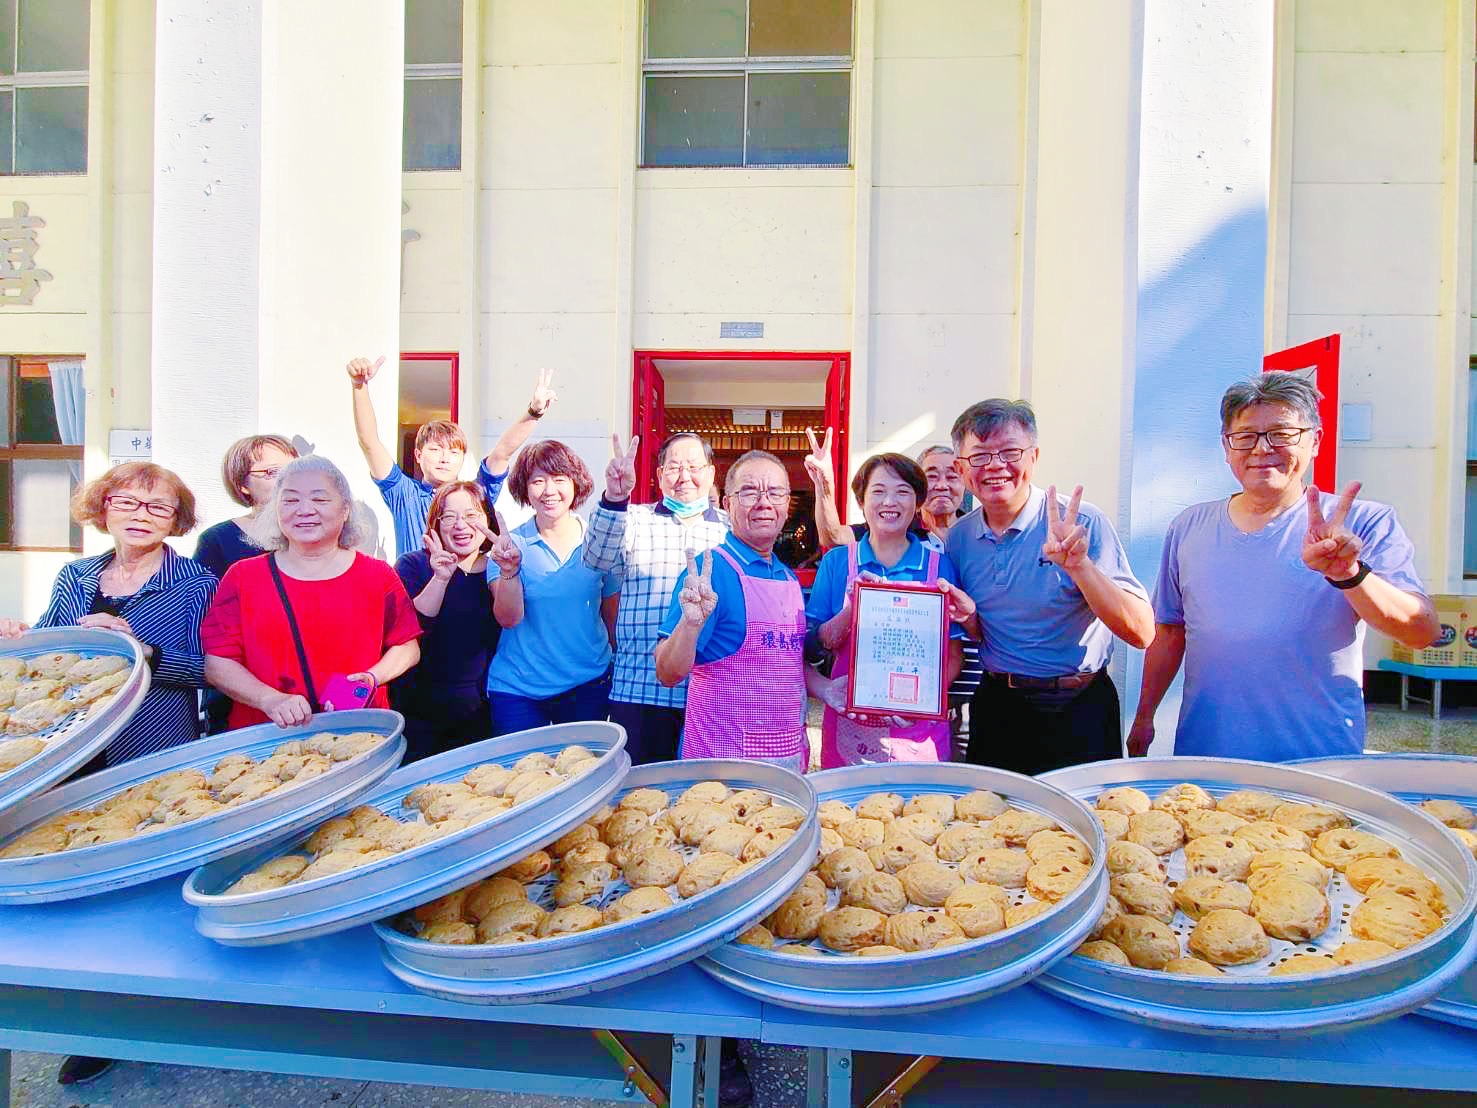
[805,453,974,768]
[487,441,619,735]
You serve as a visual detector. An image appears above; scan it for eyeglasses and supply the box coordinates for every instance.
[731,488,792,507]
[247,467,282,480]
[962,448,1031,469]
[438,511,487,526]
[1222,427,1313,451]
[660,462,712,479]
[105,495,178,520]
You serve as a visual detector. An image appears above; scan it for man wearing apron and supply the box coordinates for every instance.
[655,450,808,774]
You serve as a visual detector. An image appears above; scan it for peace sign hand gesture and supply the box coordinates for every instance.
[528,368,558,417]
[605,433,640,503]
[346,355,384,387]
[424,530,458,581]
[679,550,719,629]
[804,427,835,492]
[1302,481,1363,580]
[1042,485,1090,572]
[478,513,522,579]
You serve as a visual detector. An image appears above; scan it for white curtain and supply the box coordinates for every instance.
[47,359,85,481]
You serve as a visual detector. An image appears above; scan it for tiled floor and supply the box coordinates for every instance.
[8,704,1474,1106]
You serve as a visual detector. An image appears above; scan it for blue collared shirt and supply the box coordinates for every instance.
[944,485,1146,677]
[805,533,963,637]
[374,460,509,559]
[658,534,798,665]
[487,516,620,699]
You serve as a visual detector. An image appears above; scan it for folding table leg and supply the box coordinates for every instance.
[701,1036,723,1107]
[592,1029,667,1105]
[668,1034,700,1108]
[864,1055,941,1107]
[1434,678,1442,720]
[807,1047,851,1107]
[0,1048,10,1108]
[1400,673,1409,712]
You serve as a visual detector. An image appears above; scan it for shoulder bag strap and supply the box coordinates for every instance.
[268,555,319,710]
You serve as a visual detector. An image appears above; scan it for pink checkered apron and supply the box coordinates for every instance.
[819,543,952,769]
[680,547,808,774]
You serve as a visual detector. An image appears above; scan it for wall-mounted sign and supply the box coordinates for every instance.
[109,428,152,468]
[0,201,53,306]
[720,321,764,339]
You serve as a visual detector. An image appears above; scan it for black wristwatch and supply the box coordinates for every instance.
[1327,561,1371,590]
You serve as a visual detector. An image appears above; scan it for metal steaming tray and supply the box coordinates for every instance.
[375,758,818,1005]
[0,628,150,815]
[0,709,405,903]
[1036,757,1477,1037]
[1292,753,1477,1030]
[699,762,1108,1015]
[185,722,628,946]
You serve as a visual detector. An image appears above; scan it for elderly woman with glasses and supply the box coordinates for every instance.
[193,434,299,580]
[201,455,421,729]
[390,480,501,760]
[0,462,218,764]
[1130,372,1439,762]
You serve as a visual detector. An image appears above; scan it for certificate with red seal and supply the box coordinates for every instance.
[844,580,949,721]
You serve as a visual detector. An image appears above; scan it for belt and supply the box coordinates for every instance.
[985,669,1100,691]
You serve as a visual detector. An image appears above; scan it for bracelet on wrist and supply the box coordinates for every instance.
[527,405,545,420]
[1326,561,1371,590]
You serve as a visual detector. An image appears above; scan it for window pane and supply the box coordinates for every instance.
[406,0,462,65]
[0,91,12,175]
[746,71,849,166]
[0,0,16,76]
[403,77,461,170]
[17,0,88,72]
[17,372,59,444]
[12,457,80,549]
[643,75,744,166]
[1467,475,1477,577]
[14,85,87,173]
[647,0,745,59]
[0,358,10,447]
[748,0,852,57]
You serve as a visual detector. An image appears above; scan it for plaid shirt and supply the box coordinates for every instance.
[583,498,728,707]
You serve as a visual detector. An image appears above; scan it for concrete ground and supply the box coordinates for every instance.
[8,702,1475,1106]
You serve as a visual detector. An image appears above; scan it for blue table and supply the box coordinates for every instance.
[0,879,1474,1107]
[1378,659,1477,719]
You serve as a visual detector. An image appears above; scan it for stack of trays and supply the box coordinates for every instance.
[375,758,818,1004]
[699,763,1108,1014]
[185,723,629,946]
[1292,753,1477,1030]
[0,709,405,902]
[1037,757,1477,1036]
[0,628,150,814]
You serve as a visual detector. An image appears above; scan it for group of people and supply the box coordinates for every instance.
[0,366,1441,782]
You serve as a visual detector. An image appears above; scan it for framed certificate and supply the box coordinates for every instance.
[844,580,950,722]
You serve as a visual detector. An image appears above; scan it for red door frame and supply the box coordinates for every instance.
[631,350,851,513]
[1262,334,1339,492]
[400,351,461,423]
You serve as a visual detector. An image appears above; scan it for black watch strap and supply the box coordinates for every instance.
[1327,560,1371,590]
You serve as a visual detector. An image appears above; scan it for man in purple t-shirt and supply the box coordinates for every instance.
[1130,372,1439,762]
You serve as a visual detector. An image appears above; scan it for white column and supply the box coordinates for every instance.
[151,1,403,549]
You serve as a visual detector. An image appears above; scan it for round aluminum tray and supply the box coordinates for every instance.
[185,723,629,947]
[1291,753,1477,1031]
[0,628,150,814]
[374,758,818,1005]
[699,763,1108,1015]
[0,709,405,903]
[1036,757,1477,1037]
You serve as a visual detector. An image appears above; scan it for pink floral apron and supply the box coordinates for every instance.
[680,547,809,774]
[820,543,952,769]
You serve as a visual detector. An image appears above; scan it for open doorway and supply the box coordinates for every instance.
[397,351,460,473]
[632,351,850,577]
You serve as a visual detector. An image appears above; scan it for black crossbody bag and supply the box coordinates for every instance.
[268,554,320,711]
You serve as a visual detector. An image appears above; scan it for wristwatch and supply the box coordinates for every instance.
[1326,561,1371,590]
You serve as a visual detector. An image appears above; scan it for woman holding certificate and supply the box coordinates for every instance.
[806,453,978,768]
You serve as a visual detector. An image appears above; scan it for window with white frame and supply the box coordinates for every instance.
[643,0,853,168]
[403,0,462,171]
[0,0,89,175]
[0,354,84,552]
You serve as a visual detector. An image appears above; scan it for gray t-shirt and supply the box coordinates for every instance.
[1153,493,1425,761]
[945,485,1147,677]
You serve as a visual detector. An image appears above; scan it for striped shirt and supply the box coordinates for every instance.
[34,546,217,764]
[374,460,509,558]
[583,499,728,708]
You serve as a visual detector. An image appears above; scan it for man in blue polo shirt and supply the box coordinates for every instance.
[945,399,1154,774]
[347,357,557,556]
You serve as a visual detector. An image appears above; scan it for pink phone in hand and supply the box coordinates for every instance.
[321,674,374,711]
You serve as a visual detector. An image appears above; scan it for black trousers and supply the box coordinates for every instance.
[967,670,1122,776]
[398,688,492,764]
[608,699,684,766]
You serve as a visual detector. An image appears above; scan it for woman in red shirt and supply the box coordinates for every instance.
[202,455,421,729]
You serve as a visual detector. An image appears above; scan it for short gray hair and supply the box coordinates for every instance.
[1220,371,1322,432]
[916,444,955,466]
[725,449,787,495]
[950,400,1038,450]
[246,454,374,552]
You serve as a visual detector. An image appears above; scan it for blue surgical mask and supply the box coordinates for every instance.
[663,495,706,519]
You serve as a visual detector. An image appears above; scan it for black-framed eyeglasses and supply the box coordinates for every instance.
[105,495,178,520]
[962,447,1031,469]
[247,467,283,480]
[1222,427,1313,451]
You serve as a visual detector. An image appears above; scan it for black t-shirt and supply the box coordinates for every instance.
[392,550,500,713]
[193,519,262,580]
